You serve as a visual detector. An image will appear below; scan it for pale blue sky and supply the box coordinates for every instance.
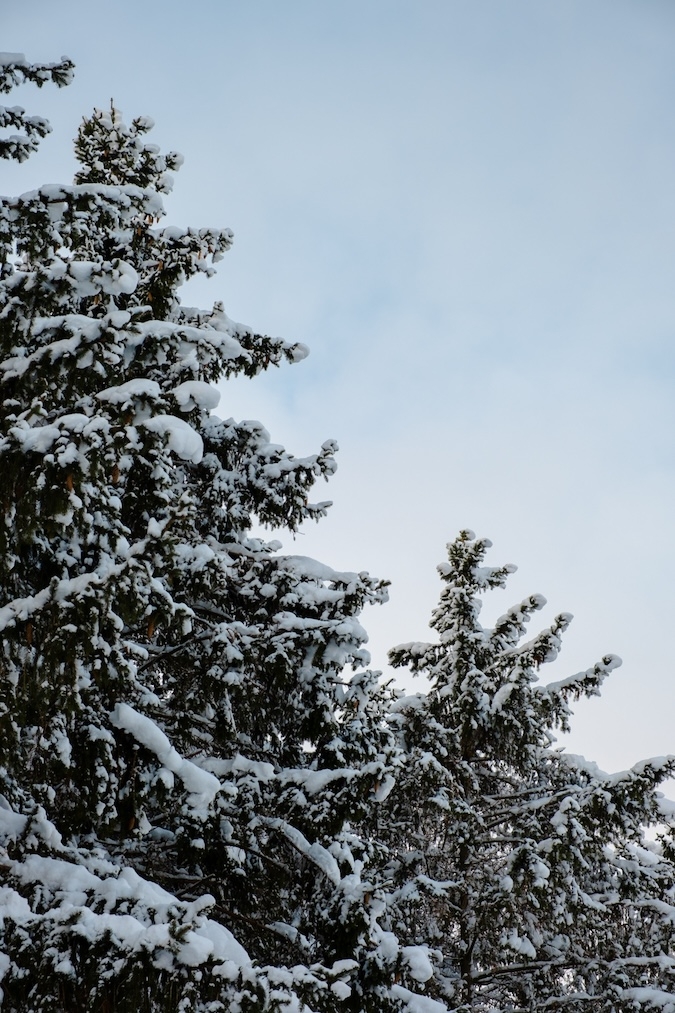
[4,1,675,771]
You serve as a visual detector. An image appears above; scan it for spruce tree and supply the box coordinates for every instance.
[0,74,411,1012]
[6,56,675,1013]
[386,530,675,1012]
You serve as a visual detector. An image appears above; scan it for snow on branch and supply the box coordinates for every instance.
[0,53,74,162]
[110,703,221,812]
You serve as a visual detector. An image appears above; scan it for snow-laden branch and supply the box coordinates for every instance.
[110,702,221,812]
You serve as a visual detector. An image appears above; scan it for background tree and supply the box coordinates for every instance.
[0,79,420,1012]
[386,530,675,1012]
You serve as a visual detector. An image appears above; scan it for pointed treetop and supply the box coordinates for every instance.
[74,103,184,192]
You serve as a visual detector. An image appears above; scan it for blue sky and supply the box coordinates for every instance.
[4,0,675,772]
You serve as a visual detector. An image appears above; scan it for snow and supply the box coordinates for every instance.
[0,808,28,843]
[330,981,352,999]
[329,960,358,976]
[542,654,623,696]
[373,774,396,802]
[3,854,250,970]
[563,752,675,789]
[289,342,309,362]
[401,945,434,982]
[490,682,514,712]
[110,703,220,809]
[190,916,249,968]
[0,887,32,924]
[171,380,221,411]
[263,818,341,886]
[141,414,204,463]
[656,795,675,820]
[129,319,248,365]
[389,693,426,713]
[9,422,61,454]
[503,929,537,959]
[0,950,10,993]
[391,984,449,1013]
[277,555,362,587]
[0,586,51,633]
[96,379,161,404]
[7,413,113,465]
[205,754,275,783]
[623,989,675,1010]
[282,766,359,794]
[64,258,139,296]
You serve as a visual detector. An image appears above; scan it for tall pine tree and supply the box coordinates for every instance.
[0,70,416,1013]
[385,531,675,1012]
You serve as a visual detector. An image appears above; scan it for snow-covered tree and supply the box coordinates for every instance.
[386,530,675,1012]
[6,58,675,1013]
[0,78,414,1011]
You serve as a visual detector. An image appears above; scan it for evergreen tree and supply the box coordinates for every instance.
[6,57,675,1013]
[386,530,675,1012]
[0,75,414,1012]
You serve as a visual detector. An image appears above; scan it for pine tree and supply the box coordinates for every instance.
[386,530,675,1012]
[0,77,410,1011]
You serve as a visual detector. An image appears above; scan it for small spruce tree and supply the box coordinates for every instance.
[385,530,675,1012]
